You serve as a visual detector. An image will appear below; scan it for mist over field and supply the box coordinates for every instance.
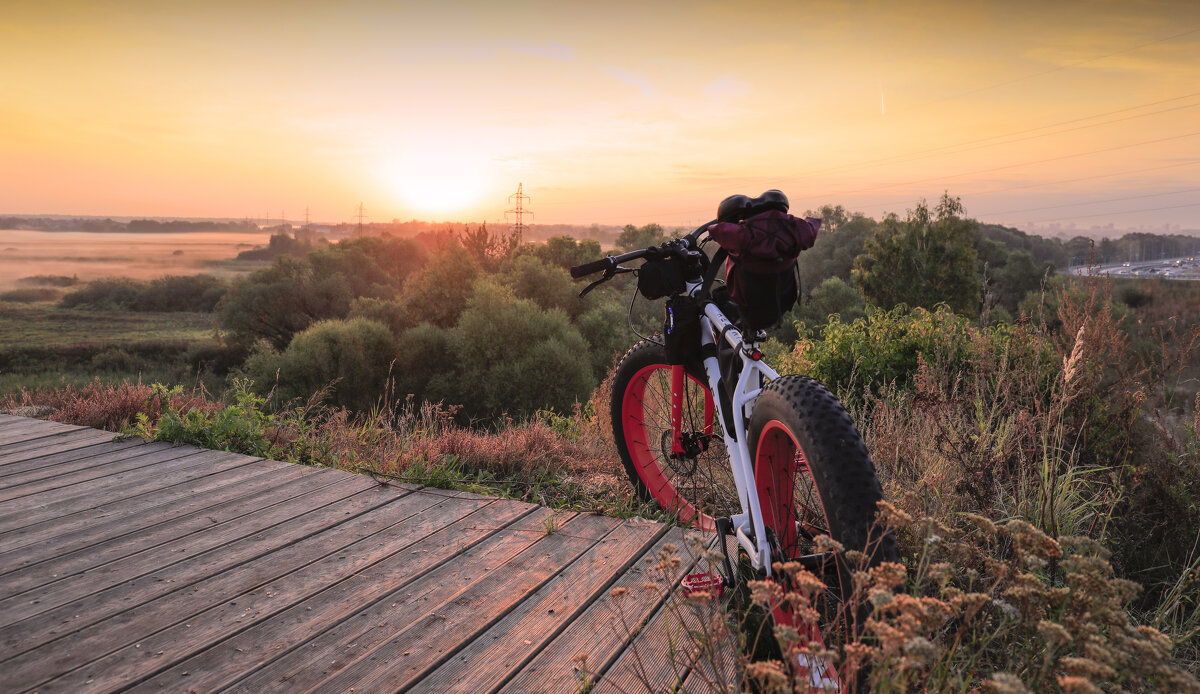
[0,229,270,290]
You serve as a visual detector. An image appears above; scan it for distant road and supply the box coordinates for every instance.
[1070,256,1200,280]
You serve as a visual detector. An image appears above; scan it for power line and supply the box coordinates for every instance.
[1020,200,1200,224]
[808,129,1200,200]
[795,94,1200,181]
[848,158,1200,215]
[975,187,1200,218]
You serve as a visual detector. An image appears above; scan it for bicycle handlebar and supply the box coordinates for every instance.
[568,218,718,280]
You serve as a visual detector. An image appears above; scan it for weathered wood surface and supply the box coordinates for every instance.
[0,415,731,693]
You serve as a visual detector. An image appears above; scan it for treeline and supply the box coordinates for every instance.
[0,217,261,233]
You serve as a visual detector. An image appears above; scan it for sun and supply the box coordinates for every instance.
[381,152,493,219]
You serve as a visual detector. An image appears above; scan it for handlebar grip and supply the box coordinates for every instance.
[570,256,615,279]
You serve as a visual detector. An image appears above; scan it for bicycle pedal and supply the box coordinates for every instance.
[681,572,724,599]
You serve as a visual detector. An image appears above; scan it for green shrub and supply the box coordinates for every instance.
[60,277,147,310]
[423,279,593,421]
[218,256,355,348]
[348,296,409,337]
[242,317,399,411]
[779,304,1013,401]
[89,347,142,373]
[133,381,281,458]
[134,274,228,312]
[0,287,59,303]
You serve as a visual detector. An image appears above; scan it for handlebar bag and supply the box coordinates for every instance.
[707,210,821,331]
[637,257,685,300]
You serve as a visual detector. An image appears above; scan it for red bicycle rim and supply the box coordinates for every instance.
[621,364,717,531]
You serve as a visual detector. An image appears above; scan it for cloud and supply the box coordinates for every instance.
[703,76,752,101]
[507,40,574,61]
[604,67,655,97]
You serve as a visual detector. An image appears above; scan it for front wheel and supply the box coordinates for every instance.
[611,339,738,530]
[748,375,898,645]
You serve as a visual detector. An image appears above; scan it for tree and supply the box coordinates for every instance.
[242,317,399,411]
[506,254,581,317]
[615,223,667,252]
[851,194,981,315]
[531,236,603,270]
[218,256,354,349]
[395,249,481,329]
[421,279,593,420]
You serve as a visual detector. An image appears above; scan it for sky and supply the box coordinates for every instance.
[3,0,1199,232]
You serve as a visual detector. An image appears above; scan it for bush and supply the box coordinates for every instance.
[242,317,399,411]
[779,304,1012,400]
[396,249,481,328]
[133,274,228,312]
[17,274,78,287]
[218,256,355,348]
[422,279,593,421]
[59,277,147,310]
[0,287,59,303]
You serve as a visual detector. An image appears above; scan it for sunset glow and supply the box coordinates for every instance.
[2,1,1199,231]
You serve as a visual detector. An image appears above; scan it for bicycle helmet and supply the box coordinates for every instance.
[750,189,789,214]
[716,194,752,223]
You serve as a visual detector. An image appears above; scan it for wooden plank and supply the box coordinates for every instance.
[302,513,622,694]
[0,440,201,500]
[220,505,564,693]
[0,462,341,597]
[0,414,27,427]
[0,429,123,467]
[0,473,375,638]
[0,419,82,446]
[497,527,694,694]
[2,484,429,694]
[0,457,293,555]
[592,535,736,694]
[126,496,536,694]
[33,491,490,693]
[0,448,251,532]
[410,518,667,694]
[0,437,143,477]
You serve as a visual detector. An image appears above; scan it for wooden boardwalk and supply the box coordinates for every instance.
[0,415,735,693]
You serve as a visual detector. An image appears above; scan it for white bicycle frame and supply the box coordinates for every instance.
[681,278,781,577]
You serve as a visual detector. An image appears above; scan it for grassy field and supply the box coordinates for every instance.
[0,301,219,394]
[0,303,214,347]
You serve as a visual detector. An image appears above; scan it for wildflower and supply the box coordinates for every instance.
[609,587,627,598]
[869,587,894,608]
[1056,675,1102,694]
[814,534,844,554]
[961,512,998,536]
[983,672,1031,694]
[744,660,789,694]
[1061,656,1115,681]
[951,592,990,620]
[875,500,913,529]
[869,561,907,589]
[1037,619,1072,648]
[991,598,1020,621]
[902,636,937,668]
[748,580,782,607]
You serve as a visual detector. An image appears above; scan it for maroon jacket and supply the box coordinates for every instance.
[708,210,821,273]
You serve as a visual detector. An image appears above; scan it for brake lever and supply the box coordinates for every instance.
[578,266,634,297]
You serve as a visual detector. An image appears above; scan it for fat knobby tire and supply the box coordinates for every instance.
[748,374,898,566]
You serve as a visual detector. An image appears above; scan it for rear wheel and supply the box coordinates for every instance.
[611,339,738,530]
[748,375,897,651]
